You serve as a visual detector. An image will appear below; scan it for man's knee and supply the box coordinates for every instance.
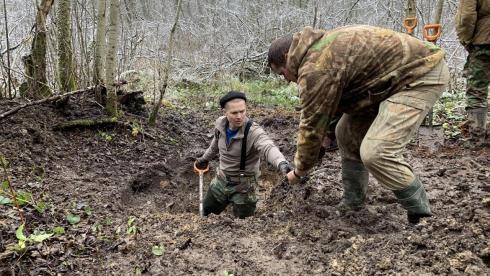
[360,140,382,170]
[335,115,359,159]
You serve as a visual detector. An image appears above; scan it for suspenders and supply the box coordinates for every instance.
[240,120,253,172]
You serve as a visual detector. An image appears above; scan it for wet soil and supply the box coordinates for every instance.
[0,96,488,275]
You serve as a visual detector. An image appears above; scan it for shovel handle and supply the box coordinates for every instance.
[423,24,442,43]
[403,17,417,34]
[194,162,208,217]
[199,173,204,217]
[193,163,209,174]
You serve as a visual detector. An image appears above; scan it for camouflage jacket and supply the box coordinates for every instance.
[456,0,490,46]
[201,116,286,177]
[287,25,445,172]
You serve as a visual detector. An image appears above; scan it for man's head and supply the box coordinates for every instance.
[268,35,297,83]
[220,91,247,129]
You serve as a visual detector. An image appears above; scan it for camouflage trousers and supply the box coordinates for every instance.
[203,175,258,219]
[336,60,449,190]
[464,44,490,109]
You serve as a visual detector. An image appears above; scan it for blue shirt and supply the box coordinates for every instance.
[226,127,239,145]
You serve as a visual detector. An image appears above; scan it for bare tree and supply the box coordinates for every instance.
[0,0,470,97]
[57,0,76,92]
[2,0,12,98]
[148,0,182,126]
[94,0,107,103]
[105,0,120,117]
[29,0,54,99]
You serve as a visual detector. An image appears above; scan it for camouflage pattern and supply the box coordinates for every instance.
[325,114,341,141]
[336,61,449,190]
[203,175,258,218]
[286,25,445,171]
[456,0,490,46]
[464,45,490,109]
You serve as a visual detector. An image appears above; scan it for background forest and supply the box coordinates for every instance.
[0,0,467,95]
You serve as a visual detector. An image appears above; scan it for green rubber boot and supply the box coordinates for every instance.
[467,107,488,146]
[337,160,369,213]
[393,177,432,224]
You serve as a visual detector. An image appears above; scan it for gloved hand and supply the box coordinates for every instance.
[278,161,293,175]
[194,158,209,170]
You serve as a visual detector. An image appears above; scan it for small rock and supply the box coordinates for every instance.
[436,168,446,177]
[477,174,487,180]
[376,257,392,270]
[464,265,483,275]
[482,198,490,207]
[272,241,287,259]
[449,251,483,272]
[176,237,191,250]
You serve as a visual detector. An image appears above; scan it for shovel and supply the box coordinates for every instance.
[193,163,209,217]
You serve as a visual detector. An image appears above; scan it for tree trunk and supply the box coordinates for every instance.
[94,0,107,103]
[57,0,76,92]
[94,0,106,84]
[29,0,54,99]
[105,0,120,117]
[140,0,150,19]
[3,0,12,98]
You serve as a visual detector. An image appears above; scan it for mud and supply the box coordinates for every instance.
[0,97,488,275]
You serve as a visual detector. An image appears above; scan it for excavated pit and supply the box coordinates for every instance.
[0,98,488,275]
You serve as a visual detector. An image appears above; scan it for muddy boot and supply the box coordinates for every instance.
[337,160,368,213]
[466,107,488,146]
[393,177,432,224]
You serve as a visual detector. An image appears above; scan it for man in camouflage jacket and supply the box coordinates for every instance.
[195,91,292,218]
[268,25,449,224]
[456,0,490,144]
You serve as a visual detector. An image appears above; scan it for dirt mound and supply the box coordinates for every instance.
[0,98,488,275]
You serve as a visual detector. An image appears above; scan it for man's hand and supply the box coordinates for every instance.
[194,158,209,170]
[286,169,307,185]
[278,161,293,175]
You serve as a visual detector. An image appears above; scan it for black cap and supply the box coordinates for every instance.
[219,91,247,108]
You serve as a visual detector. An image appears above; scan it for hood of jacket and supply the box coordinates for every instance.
[285,26,326,79]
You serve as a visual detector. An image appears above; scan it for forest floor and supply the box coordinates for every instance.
[0,92,488,275]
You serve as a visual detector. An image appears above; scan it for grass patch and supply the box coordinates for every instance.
[165,77,299,111]
[433,90,466,139]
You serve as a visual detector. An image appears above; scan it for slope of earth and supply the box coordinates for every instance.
[0,96,488,275]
